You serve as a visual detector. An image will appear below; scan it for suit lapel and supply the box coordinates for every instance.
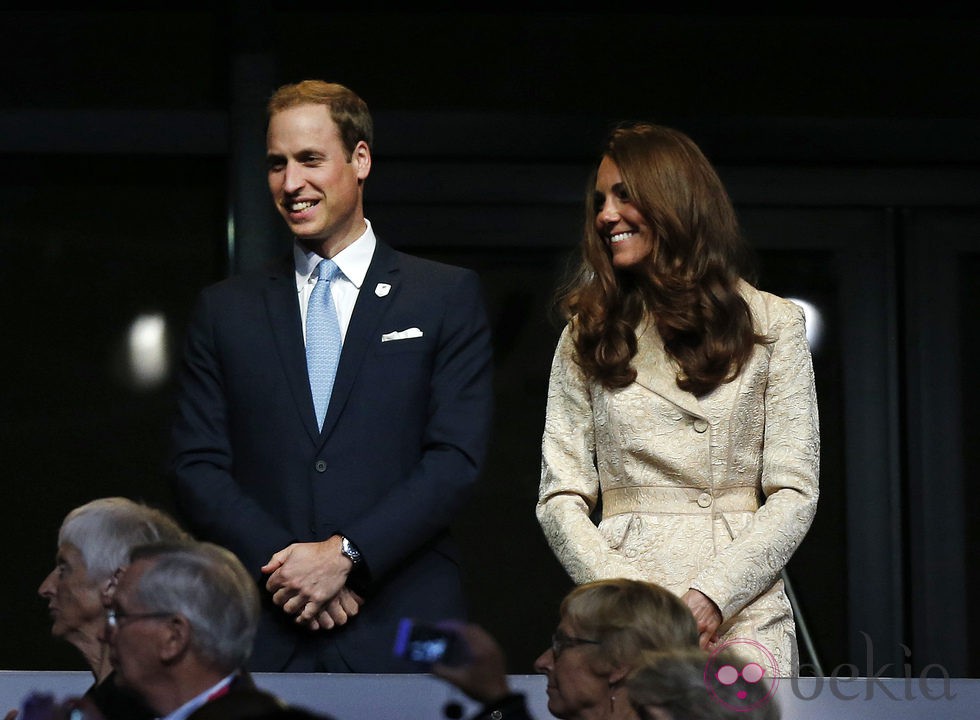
[263,257,322,442]
[319,241,400,440]
[631,319,706,418]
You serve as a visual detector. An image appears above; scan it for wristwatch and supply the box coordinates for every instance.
[340,535,362,566]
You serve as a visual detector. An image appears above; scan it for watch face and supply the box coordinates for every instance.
[342,537,361,562]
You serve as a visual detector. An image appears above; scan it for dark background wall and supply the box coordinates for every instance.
[2,8,979,678]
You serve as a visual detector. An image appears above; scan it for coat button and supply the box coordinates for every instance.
[697,492,712,508]
[693,419,709,433]
[314,460,327,472]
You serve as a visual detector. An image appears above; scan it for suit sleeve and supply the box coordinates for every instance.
[169,289,295,576]
[536,324,645,583]
[690,301,821,620]
[342,269,494,580]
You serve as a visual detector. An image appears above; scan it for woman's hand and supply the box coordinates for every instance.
[681,588,723,649]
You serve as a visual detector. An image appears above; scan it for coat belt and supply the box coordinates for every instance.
[601,485,760,516]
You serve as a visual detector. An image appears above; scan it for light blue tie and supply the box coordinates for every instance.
[306,258,343,429]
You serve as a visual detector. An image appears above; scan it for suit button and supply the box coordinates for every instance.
[697,492,712,508]
[693,419,709,433]
[314,460,327,472]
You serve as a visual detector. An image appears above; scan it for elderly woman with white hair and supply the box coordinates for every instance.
[35,496,191,720]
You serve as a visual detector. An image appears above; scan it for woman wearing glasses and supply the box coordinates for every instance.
[29,497,190,720]
[432,578,698,720]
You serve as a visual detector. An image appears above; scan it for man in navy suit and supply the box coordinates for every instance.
[169,79,494,672]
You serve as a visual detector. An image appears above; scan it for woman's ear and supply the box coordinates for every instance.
[609,664,631,685]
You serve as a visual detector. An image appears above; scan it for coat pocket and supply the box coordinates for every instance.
[598,513,637,551]
[374,335,432,355]
[718,510,753,542]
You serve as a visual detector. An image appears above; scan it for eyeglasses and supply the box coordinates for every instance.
[105,607,173,629]
[551,630,600,658]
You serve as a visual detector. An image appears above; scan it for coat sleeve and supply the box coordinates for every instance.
[169,287,296,577]
[690,300,821,620]
[536,324,646,583]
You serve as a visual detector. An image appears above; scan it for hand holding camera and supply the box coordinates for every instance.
[395,619,511,705]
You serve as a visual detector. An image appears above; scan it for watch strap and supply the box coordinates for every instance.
[340,535,362,566]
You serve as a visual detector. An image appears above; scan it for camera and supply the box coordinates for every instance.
[392,618,463,666]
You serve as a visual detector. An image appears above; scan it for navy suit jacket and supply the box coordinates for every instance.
[169,239,494,671]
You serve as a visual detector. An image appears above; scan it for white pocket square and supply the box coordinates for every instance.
[381,327,424,342]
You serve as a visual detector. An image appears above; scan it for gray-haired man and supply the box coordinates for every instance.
[104,540,335,720]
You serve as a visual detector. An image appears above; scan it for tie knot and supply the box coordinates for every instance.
[316,258,341,282]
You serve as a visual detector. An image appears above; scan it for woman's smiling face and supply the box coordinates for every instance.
[593,155,655,270]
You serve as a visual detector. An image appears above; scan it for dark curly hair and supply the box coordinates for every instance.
[558,122,763,396]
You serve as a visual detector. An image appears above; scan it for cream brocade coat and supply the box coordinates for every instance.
[537,283,819,676]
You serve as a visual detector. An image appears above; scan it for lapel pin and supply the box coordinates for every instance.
[375,283,391,297]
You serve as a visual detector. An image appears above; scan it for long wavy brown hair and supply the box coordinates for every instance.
[559,122,763,397]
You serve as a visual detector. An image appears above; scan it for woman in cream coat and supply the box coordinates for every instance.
[537,122,819,677]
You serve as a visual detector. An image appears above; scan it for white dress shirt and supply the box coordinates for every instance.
[295,219,377,344]
[158,673,234,720]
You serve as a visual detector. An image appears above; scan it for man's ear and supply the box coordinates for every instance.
[352,140,371,181]
[159,615,192,664]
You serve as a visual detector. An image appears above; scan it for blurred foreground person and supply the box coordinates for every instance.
[433,578,699,720]
[628,646,781,720]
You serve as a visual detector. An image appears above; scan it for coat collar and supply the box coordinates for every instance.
[630,319,707,418]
